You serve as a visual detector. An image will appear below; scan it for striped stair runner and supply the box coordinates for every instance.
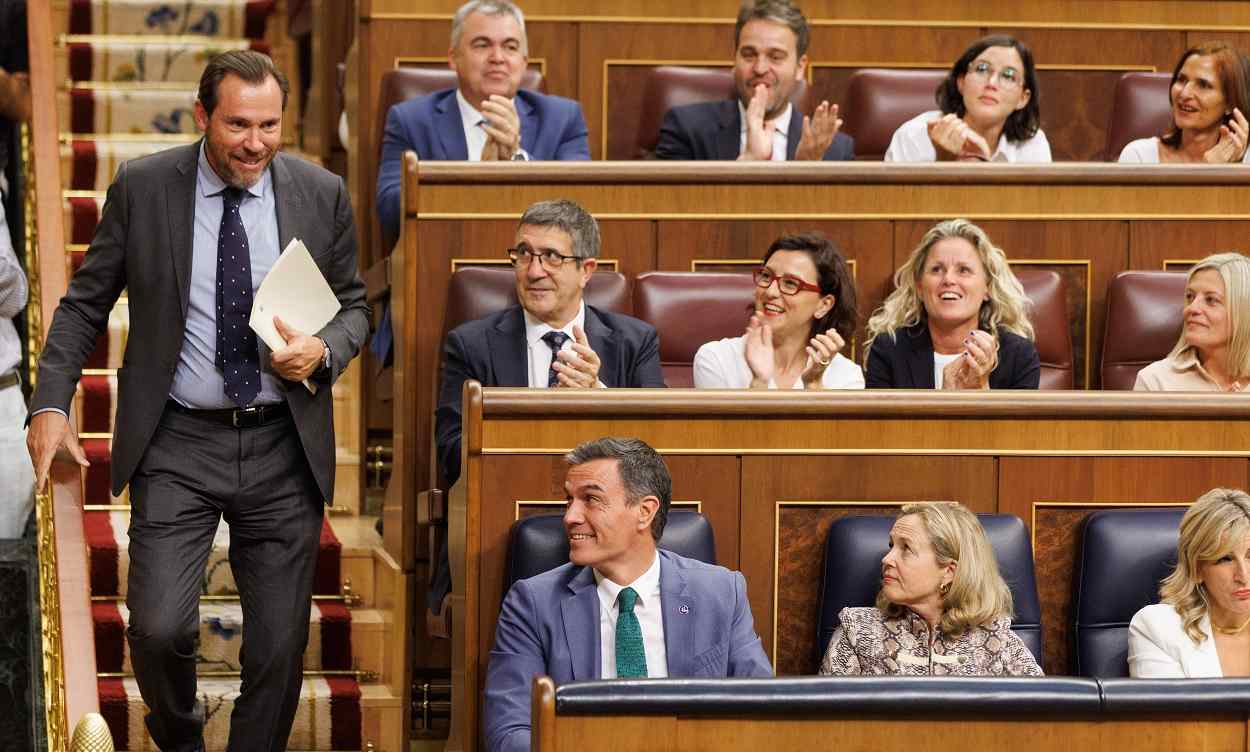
[54,1,370,748]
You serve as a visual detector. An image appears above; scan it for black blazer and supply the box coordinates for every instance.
[435,304,667,485]
[865,322,1040,389]
[654,99,855,160]
[31,142,369,500]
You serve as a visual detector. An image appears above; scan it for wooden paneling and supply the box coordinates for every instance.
[998,456,1250,675]
[1130,220,1250,271]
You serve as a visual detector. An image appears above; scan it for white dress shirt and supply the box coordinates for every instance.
[522,302,586,388]
[884,110,1052,163]
[692,335,865,389]
[738,101,792,161]
[595,552,668,678]
[455,89,529,161]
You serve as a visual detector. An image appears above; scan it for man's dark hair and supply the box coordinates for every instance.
[518,199,601,260]
[761,231,858,343]
[734,0,810,58]
[565,437,672,540]
[197,50,291,118]
[935,35,1040,143]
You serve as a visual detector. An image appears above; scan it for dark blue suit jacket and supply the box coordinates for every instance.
[484,549,774,752]
[655,99,855,160]
[376,87,590,239]
[434,304,666,487]
[865,322,1040,389]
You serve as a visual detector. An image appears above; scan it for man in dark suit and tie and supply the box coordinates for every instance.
[375,0,590,240]
[484,437,773,752]
[27,51,368,751]
[655,0,854,162]
[429,200,666,622]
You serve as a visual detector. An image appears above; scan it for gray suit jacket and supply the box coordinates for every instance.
[31,141,369,500]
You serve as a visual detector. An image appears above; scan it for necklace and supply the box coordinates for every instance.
[1211,613,1250,636]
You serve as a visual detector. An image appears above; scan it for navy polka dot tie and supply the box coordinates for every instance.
[541,330,569,387]
[216,187,261,407]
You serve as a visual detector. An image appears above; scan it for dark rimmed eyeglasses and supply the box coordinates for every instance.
[753,267,822,296]
[508,246,584,271]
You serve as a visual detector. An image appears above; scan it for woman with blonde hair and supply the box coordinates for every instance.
[1135,252,1250,391]
[864,219,1039,389]
[1129,488,1250,677]
[819,502,1042,676]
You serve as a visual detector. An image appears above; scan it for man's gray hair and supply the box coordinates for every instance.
[450,0,528,55]
[518,199,601,260]
[735,0,810,58]
[565,437,672,541]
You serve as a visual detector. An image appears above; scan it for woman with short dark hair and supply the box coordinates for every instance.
[885,35,1049,163]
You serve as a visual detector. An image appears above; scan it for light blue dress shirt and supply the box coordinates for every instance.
[168,144,284,408]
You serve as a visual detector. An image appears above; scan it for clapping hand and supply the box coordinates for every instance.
[478,95,522,160]
[794,101,843,161]
[744,314,775,387]
[1204,108,1249,163]
[800,329,846,388]
[941,329,998,390]
[927,113,992,161]
[738,84,776,161]
[550,325,603,388]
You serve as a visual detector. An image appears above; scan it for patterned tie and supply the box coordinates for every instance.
[541,330,569,388]
[615,587,647,678]
[216,187,261,407]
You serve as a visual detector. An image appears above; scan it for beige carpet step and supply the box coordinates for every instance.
[58,36,259,84]
[53,0,276,43]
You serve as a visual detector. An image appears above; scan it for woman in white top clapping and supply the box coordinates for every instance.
[693,232,864,390]
[885,35,1050,163]
[1119,42,1250,164]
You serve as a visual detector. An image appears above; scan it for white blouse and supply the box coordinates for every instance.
[884,110,1052,163]
[1118,136,1250,163]
[692,335,865,389]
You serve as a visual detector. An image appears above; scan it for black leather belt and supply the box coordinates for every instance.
[0,370,17,390]
[166,399,289,428]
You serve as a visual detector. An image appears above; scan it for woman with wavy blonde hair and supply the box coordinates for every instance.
[864,219,1039,389]
[1135,252,1250,391]
[820,502,1042,676]
[1129,488,1250,677]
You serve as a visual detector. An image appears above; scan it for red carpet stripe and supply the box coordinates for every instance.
[246,0,277,39]
[84,510,118,595]
[70,140,98,190]
[316,601,352,671]
[97,678,129,751]
[69,195,99,245]
[82,438,113,506]
[93,602,125,673]
[80,374,113,434]
[326,676,362,751]
[68,42,93,81]
[314,519,341,595]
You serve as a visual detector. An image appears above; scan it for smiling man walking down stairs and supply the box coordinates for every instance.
[26,50,368,752]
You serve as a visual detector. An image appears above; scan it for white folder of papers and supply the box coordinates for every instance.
[249,238,341,394]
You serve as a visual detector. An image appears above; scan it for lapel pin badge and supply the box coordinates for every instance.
[679,604,690,614]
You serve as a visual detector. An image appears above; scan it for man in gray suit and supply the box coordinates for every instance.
[27,51,368,751]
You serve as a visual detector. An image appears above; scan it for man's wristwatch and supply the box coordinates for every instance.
[316,337,331,371]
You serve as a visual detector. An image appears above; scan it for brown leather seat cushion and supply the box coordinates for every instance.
[1015,269,1074,390]
[840,69,945,161]
[1100,271,1186,389]
[1103,72,1172,161]
[633,271,762,387]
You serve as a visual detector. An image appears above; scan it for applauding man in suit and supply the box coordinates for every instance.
[484,437,773,752]
[655,0,854,161]
[376,0,590,240]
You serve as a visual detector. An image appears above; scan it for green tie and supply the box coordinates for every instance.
[615,586,647,678]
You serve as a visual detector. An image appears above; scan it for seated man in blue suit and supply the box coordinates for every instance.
[375,0,590,239]
[655,0,854,162]
[484,437,773,752]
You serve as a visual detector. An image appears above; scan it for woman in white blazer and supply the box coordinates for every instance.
[1129,488,1250,677]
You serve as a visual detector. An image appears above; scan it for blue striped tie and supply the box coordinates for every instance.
[542,330,569,387]
[615,587,647,678]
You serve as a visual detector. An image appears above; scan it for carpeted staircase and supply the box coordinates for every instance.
[52,2,380,748]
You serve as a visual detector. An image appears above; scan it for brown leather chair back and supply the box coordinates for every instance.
[633,271,758,387]
[634,66,810,158]
[442,266,630,342]
[1100,271,1186,389]
[374,66,546,164]
[1103,72,1173,161]
[1015,269,1074,389]
[841,69,946,161]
